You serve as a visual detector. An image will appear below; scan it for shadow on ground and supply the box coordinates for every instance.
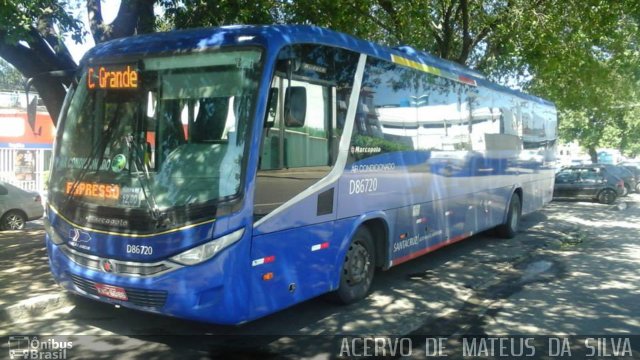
[2,198,640,358]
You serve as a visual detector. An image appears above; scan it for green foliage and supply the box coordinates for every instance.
[353,134,412,153]
[507,1,640,156]
[0,0,84,45]
[0,58,23,90]
[160,0,280,29]
[2,0,640,156]
[277,1,640,158]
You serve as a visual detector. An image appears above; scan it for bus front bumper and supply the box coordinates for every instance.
[46,235,249,325]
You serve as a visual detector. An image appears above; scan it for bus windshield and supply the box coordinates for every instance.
[50,49,262,212]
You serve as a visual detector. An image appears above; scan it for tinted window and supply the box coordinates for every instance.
[255,45,359,217]
[350,58,417,161]
[580,169,601,183]
[556,170,577,183]
[417,68,471,151]
[260,45,359,170]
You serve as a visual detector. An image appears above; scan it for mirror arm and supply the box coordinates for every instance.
[24,69,76,134]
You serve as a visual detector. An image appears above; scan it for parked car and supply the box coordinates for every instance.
[622,165,640,192]
[620,161,640,169]
[553,166,624,204]
[601,164,637,195]
[0,181,44,230]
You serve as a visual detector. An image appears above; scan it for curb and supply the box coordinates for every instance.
[2,293,73,323]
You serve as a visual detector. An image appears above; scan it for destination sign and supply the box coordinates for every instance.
[65,181,120,200]
[87,65,138,90]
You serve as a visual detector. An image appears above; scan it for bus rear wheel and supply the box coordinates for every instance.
[331,227,375,304]
[496,193,521,239]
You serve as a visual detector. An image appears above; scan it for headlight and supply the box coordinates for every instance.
[170,228,244,265]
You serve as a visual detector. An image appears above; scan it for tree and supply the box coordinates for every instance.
[282,1,640,156]
[0,58,24,90]
[0,0,154,124]
[520,2,640,158]
[161,0,280,28]
[0,1,81,121]
[1,0,639,159]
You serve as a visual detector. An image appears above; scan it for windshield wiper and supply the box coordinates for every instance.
[124,134,169,227]
[62,104,122,211]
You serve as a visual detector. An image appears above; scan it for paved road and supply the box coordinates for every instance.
[0,220,53,310]
[1,196,639,358]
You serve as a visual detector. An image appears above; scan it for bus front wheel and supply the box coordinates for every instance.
[331,227,376,304]
[496,193,521,239]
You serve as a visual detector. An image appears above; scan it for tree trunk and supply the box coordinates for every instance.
[0,39,75,124]
[31,78,69,124]
[588,147,598,163]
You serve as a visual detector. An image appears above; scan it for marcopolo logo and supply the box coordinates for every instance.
[69,229,91,243]
[8,336,72,359]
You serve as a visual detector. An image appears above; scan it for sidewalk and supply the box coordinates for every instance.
[479,196,640,334]
[0,223,70,324]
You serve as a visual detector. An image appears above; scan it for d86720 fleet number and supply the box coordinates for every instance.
[126,245,153,255]
[349,178,378,195]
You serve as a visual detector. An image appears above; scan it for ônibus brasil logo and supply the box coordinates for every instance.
[8,336,72,359]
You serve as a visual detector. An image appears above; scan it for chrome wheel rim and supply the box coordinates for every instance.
[5,214,24,230]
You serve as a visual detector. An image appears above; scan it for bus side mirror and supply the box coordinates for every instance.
[284,86,306,128]
[24,69,74,134]
[27,95,38,133]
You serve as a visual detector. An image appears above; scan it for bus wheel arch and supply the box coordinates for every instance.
[361,218,389,270]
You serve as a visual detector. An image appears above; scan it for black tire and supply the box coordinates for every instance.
[636,183,640,193]
[496,194,521,239]
[1,210,26,231]
[330,227,376,304]
[597,189,617,204]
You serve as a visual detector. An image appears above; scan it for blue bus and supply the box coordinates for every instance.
[44,25,557,324]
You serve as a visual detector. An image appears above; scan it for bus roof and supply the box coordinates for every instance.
[84,25,554,107]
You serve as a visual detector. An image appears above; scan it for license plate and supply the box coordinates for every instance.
[95,283,128,301]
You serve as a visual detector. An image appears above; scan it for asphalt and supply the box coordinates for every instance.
[1,196,639,358]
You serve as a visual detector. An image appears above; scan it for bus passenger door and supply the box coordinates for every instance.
[250,66,338,318]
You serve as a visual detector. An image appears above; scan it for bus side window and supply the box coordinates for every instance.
[254,44,359,218]
[283,83,328,168]
[349,58,415,162]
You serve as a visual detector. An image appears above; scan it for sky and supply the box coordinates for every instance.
[65,1,119,63]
